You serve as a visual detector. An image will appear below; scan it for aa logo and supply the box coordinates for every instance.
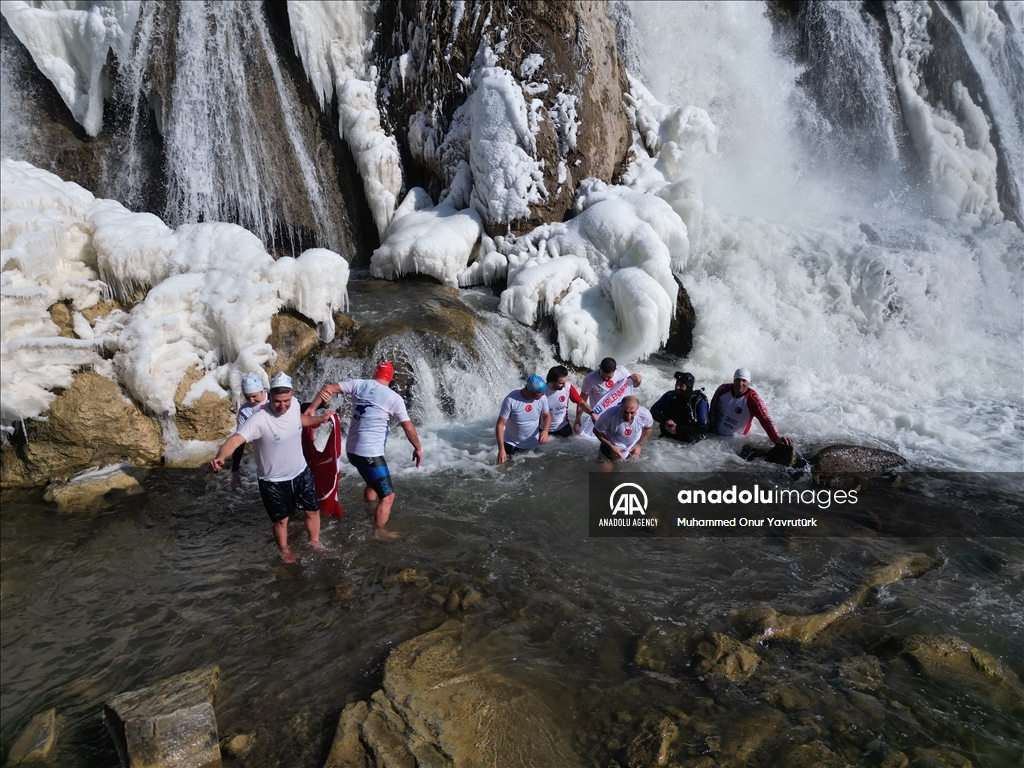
[610,483,647,516]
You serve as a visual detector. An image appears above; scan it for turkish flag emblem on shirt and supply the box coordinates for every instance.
[735,407,742,414]
[625,428,632,436]
[605,380,613,388]
[525,404,533,412]
[559,396,566,402]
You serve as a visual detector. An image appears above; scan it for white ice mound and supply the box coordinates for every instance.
[0,159,349,430]
[1,0,140,137]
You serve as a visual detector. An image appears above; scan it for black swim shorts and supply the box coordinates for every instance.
[258,466,319,522]
[550,422,574,438]
[347,453,394,498]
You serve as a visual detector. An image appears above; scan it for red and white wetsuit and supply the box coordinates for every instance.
[709,384,782,443]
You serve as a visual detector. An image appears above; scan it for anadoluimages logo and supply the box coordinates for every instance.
[610,482,647,516]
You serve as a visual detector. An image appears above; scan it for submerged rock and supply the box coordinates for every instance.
[103,666,221,768]
[692,632,761,681]
[810,443,907,485]
[6,708,56,765]
[43,463,147,512]
[324,620,582,768]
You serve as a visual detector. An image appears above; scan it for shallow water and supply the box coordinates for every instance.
[2,454,1022,766]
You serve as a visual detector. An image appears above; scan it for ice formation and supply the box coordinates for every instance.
[287,0,402,238]
[0,0,139,137]
[376,70,714,368]
[890,1,1002,225]
[0,160,349,431]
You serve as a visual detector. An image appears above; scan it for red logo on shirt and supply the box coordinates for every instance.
[625,428,632,436]
[605,380,614,388]
[525,404,533,412]
[735,407,742,414]
[559,396,566,402]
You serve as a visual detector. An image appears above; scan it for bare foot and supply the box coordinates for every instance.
[309,541,327,552]
[280,547,297,564]
[373,527,400,540]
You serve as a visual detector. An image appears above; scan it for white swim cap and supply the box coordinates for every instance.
[241,373,264,395]
[269,372,293,390]
[733,368,751,382]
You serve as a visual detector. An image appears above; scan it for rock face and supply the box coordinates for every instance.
[173,368,235,442]
[4,370,163,488]
[104,666,221,768]
[6,708,57,765]
[376,0,632,236]
[267,311,321,375]
[324,620,582,768]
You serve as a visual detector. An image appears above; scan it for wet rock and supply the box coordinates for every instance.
[324,701,369,768]
[810,444,907,484]
[7,708,56,764]
[103,666,221,768]
[173,368,234,443]
[777,741,850,767]
[634,625,691,674]
[221,733,253,758]
[268,310,320,374]
[624,711,680,768]
[742,554,935,644]
[49,302,76,338]
[665,279,696,358]
[459,588,483,611]
[332,620,582,767]
[739,442,802,467]
[444,590,461,613]
[909,746,974,768]
[718,709,787,763]
[43,463,147,512]
[6,370,163,488]
[882,635,1024,711]
[80,299,126,325]
[837,655,883,692]
[383,568,430,589]
[692,633,760,681]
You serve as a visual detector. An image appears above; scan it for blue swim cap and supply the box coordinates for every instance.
[526,374,546,393]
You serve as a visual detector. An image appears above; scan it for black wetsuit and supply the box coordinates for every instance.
[650,389,708,444]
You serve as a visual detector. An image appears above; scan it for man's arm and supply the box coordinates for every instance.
[708,384,728,435]
[538,412,551,445]
[300,410,335,428]
[628,373,642,387]
[495,417,509,464]
[629,426,653,458]
[316,382,342,404]
[211,433,247,472]
[594,426,623,459]
[746,390,792,445]
[400,420,423,467]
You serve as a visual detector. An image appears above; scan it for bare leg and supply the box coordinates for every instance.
[373,493,399,538]
[364,485,378,502]
[304,510,325,551]
[273,518,296,563]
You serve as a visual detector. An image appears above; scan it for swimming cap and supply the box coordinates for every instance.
[374,361,395,383]
[674,371,695,389]
[733,368,751,382]
[269,372,293,390]
[241,373,264,395]
[526,374,546,393]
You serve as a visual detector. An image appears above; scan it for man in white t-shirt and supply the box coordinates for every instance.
[544,365,593,437]
[594,395,654,464]
[495,374,551,463]
[576,357,643,435]
[230,372,267,492]
[211,373,335,563]
[315,361,422,536]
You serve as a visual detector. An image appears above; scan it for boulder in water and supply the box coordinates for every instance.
[103,666,221,768]
[43,463,147,512]
[810,443,907,487]
[6,708,56,765]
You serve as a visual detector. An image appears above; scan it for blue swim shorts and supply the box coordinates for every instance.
[347,453,394,498]
[257,466,319,522]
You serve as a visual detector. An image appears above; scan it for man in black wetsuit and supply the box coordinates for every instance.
[650,371,708,444]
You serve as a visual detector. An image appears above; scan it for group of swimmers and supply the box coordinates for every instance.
[495,358,792,465]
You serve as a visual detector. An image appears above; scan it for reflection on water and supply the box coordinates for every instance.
[2,459,1022,766]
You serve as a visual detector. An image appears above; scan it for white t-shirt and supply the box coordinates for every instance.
[338,379,411,457]
[544,384,583,431]
[235,398,265,430]
[236,398,307,482]
[580,366,633,409]
[499,389,550,448]
[595,405,654,452]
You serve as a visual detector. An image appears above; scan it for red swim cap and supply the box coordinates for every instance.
[374,361,395,382]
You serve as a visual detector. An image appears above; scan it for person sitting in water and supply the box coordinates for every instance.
[576,357,643,435]
[594,395,654,464]
[230,372,268,492]
[495,374,551,463]
[210,373,334,563]
[708,368,794,446]
[543,365,593,438]
[650,371,708,444]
